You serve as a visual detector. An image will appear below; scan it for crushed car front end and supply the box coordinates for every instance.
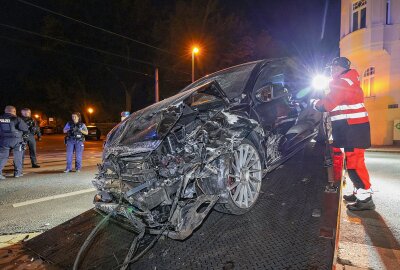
[92,81,261,239]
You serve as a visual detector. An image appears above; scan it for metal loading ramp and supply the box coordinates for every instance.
[131,142,335,270]
[23,142,337,270]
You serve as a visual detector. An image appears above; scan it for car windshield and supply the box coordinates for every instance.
[181,62,258,99]
[104,83,214,150]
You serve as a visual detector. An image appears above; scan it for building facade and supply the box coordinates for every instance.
[340,0,400,145]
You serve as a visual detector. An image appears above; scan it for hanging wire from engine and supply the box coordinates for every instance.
[119,230,145,270]
[72,209,116,270]
[116,166,199,269]
[73,155,124,270]
[115,224,169,270]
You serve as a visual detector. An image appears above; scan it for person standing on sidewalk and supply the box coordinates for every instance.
[21,108,41,168]
[0,105,29,179]
[63,112,88,173]
[310,57,374,211]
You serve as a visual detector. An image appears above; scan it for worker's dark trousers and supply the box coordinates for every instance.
[23,135,38,165]
[0,141,23,175]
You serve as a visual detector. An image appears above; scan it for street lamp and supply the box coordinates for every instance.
[87,107,94,123]
[34,114,40,119]
[192,46,199,82]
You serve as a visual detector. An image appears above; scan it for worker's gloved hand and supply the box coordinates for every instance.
[310,99,320,111]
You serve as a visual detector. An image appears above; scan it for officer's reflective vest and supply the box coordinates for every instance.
[22,117,36,134]
[0,114,22,138]
[66,121,85,141]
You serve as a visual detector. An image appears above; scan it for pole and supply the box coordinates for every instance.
[192,51,195,83]
[155,67,159,103]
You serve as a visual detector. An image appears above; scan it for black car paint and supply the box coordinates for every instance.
[93,58,322,240]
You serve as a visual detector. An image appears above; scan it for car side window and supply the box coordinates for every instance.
[253,66,284,97]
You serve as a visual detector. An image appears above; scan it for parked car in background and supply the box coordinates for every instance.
[85,125,101,140]
[40,125,56,135]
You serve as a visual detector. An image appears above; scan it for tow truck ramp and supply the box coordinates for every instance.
[2,142,340,269]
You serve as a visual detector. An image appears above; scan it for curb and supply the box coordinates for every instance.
[366,148,400,153]
[0,233,41,248]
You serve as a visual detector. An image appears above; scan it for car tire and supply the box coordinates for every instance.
[214,138,263,215]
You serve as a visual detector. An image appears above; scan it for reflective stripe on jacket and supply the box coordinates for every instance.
[330,102,369,124]
[316,70,369,125]
[316,69,371,149]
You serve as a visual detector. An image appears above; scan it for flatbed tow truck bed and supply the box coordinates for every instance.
[0,142,340,269]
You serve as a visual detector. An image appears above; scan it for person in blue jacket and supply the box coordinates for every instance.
[63,112,88,173]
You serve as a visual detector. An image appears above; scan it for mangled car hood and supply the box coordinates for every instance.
[103,82,229,159]
[94,77,265,241]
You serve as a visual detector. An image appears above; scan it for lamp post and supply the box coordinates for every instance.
[192,47,199,82]
[87,107,94,123]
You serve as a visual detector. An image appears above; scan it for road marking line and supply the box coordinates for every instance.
[12,188,96,208]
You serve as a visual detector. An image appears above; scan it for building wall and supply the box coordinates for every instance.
[340,0,400,145]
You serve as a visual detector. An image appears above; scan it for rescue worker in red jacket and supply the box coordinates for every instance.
[311,57,374,211]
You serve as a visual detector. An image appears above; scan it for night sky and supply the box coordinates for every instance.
[225,0,340,54]
[0,0,340,122]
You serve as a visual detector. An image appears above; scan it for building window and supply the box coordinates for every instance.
[362,67,375,97]
[386,0,391,25]
[352,0,367,32]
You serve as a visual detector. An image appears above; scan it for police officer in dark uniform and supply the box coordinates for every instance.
[21,108,41,168]
[0,106,29,179]
[63,112,88,172]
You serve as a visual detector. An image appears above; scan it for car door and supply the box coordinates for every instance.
[250,63,300,165]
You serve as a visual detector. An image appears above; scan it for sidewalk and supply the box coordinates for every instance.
[337,201,400,269]
[367,145,400,153]
[336,175,400,269]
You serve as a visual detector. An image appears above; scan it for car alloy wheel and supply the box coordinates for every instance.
[227,142,262,209]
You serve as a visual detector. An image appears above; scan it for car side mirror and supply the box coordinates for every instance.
[255,83,288,103]
[255,84,274,103]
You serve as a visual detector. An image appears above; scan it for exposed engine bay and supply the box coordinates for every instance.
[93,82,262,240]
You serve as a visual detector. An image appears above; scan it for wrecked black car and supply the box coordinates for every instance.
[93,58,322,240]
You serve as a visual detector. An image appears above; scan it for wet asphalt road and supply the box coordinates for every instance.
[338,151,400,269]
[346,151,400,240]
[0,135,102,234]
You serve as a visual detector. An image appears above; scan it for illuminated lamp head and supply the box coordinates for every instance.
[312,74,330,91]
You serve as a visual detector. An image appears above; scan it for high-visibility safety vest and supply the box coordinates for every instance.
[316,69,371,149]
[330,103,368,124]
